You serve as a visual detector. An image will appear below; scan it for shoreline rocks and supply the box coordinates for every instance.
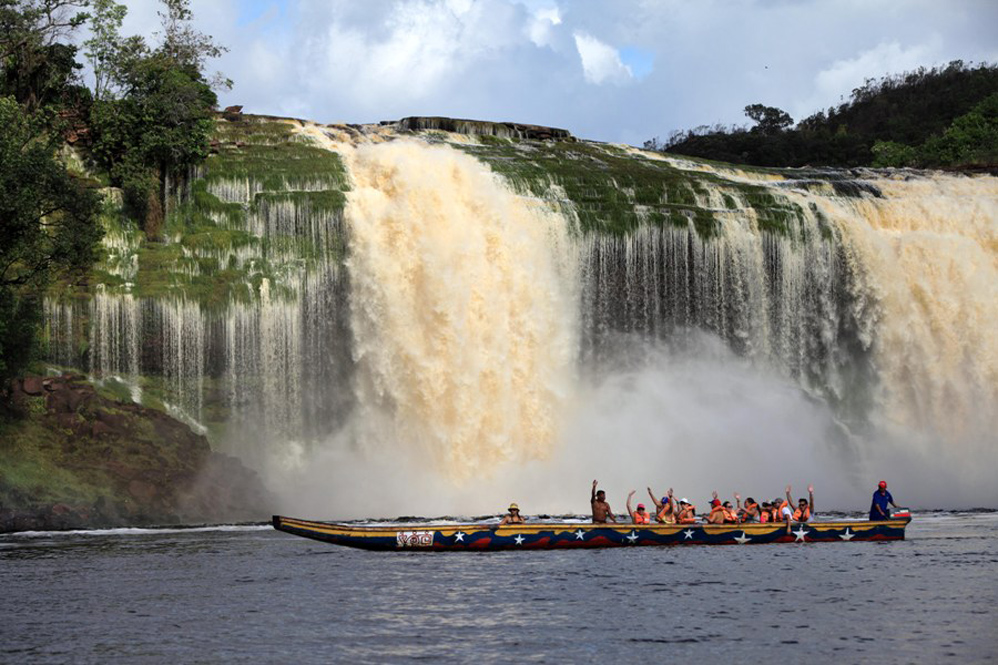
[1,374,273,534]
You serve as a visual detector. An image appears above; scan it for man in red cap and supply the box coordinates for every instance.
[870,480,899,521]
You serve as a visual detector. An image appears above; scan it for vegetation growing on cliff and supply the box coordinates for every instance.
[86,0,228,239]
[452,136,808,239]
[1,0,230,405]
[652,61,998,169]
[0,2,103,392]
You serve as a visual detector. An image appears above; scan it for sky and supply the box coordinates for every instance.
[101,0,998,145]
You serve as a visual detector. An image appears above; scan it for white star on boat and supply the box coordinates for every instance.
[626,531,639,543]
[839,528,855,541]
[734,532,751,544]
[793,526,809,542]
[514,534,525,545]
[683,529,695,540]
[574,529,585,540]
[454,532,465,542]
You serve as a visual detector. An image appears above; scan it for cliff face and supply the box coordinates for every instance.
[0,375,271,533]
[28,114,998,506]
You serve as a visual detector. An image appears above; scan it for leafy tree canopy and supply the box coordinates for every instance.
[0,94,102,387]
[651,61,998,169]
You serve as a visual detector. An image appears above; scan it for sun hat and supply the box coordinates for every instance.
[509,503,519,511]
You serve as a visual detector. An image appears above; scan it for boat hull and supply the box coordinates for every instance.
[272,515,910,551]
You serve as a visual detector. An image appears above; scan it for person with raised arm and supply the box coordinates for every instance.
[627,490,651,524]
[676,497,698,524]
[647,486,677,524]
[591,479,617,523]
[706,490,727,524]
[787,484,815,522]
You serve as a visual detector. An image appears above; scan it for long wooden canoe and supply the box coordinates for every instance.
[272,515,911,551]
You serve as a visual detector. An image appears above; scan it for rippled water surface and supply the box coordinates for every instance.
[2,513,996,663]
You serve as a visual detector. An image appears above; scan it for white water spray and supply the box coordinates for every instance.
[342,140,579,480]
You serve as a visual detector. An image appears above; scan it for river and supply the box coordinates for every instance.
[1,512,996,663]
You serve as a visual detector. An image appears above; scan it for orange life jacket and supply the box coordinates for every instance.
[708,505,725,523]
[657,505,675,524]
[793,505,811,521]
[723,507,739,522]
[678,504,697,523]
[776,500,789,521]
[633,511,650,524]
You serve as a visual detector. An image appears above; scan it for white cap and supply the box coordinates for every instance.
[680,497,689,503]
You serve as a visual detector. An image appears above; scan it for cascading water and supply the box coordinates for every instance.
[42,118,998,510]
[343,140,578,479]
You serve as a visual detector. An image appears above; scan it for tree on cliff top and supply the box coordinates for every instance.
[87,0,228,239]
[0,95,102,391]
[654,60,998,168]
[0,0,89,111]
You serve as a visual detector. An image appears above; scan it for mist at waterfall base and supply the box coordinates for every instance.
[252,140,998,519]
[269,329,994,520]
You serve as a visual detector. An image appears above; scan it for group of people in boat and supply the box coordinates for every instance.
[598,480,815,533]
[497,479,900,530]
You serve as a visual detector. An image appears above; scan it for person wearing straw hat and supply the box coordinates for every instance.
[499,503,526,525]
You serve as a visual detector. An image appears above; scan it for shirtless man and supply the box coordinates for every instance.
[591,480,617,523]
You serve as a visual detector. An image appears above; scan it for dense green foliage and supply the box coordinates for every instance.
[872,93,998,168]
[0,95,102,388]
[0,0,89,111]
[86,0,225,238]
[0,0,227,404]
[654,61,998,168]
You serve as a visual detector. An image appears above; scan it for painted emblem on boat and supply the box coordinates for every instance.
[396,530,435,548]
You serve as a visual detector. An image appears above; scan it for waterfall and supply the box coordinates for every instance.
[40,119,998,508]
[343,140,579,479]
[804,175,998,450]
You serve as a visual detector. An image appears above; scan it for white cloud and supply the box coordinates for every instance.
[527,7,561,46]
[803,37,943,114]
[573,31,632,85]
[93,0,998,143]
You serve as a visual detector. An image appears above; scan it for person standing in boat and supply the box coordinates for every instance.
[626,490,651,524]
[499,503,525,525]
[647,486,677,524]
[870,481,899,521]
[591,480,617,523]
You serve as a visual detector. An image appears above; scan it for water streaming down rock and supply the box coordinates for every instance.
[800,175,998,450]
[43,119,353,468]
[573,155,997,451]
[41,119,998,491]
[343,140,579,479]
[576,184,865,422]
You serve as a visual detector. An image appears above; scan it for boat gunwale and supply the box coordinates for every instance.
[274,515,911,537]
